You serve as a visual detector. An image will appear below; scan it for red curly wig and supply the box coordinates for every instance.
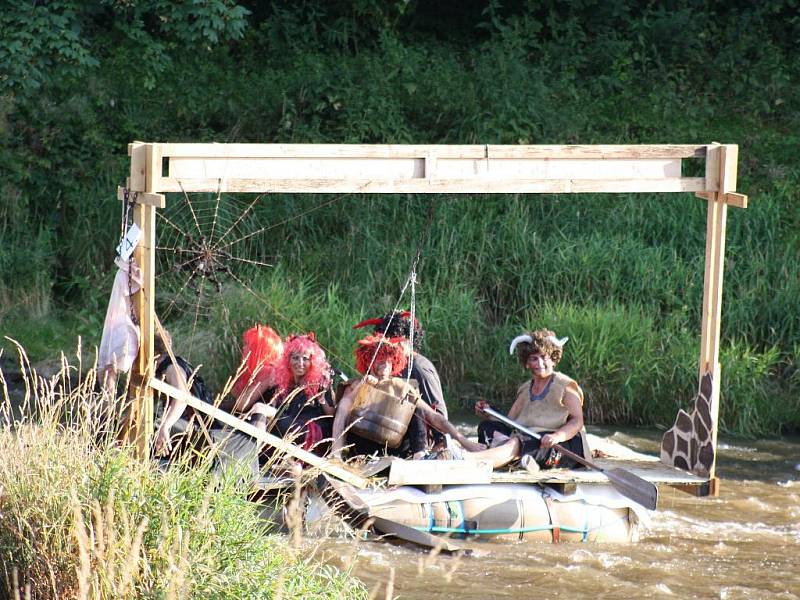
[354,334,408,376]
[232,324,284,396]
[273,333,332,396]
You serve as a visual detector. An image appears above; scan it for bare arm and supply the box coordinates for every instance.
[540,387,584,448]
[154,363,190,456]
[417,402,484,453]
[331,382,361,457]
[232,378,271,414]
[475,384,526,422]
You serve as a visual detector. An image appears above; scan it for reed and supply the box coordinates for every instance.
[0,344,367,599]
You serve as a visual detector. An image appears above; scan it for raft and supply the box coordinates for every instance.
[327,480,648,544]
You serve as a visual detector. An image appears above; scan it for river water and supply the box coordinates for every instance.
[314,428,800,599]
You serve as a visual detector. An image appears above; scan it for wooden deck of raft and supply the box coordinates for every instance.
[361,434,708,496]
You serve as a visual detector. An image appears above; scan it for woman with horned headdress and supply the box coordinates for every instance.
[475,329,589,471]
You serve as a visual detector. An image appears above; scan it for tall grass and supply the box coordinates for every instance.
[0,344,367,599]
[2,3,799,436]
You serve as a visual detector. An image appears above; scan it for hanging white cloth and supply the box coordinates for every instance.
[98,256,141,374]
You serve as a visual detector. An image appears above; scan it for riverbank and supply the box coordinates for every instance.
[0,354,367,599]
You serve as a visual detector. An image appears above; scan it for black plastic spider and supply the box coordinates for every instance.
[173,234,235,294]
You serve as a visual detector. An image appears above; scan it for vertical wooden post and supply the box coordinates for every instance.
[127,142,160,458]
[697,144,736,481]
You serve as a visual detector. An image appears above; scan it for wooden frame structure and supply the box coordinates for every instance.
[120,142,747,495]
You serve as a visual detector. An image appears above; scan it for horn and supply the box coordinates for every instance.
[509,334,533,355]
[546,335,569,348]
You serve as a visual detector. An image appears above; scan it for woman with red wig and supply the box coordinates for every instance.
[332,334,479,460]
[231,324,284,401]
[238,333,336,455]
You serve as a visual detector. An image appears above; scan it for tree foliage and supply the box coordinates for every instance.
[0,0,251,94]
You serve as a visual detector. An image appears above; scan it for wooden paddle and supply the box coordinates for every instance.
[482,407,658,510]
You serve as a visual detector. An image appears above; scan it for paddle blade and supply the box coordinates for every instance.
[606,468,659,511]
[372,517,464,553]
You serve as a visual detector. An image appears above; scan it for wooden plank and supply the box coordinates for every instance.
[719,144,739,194]
[148,377,370,489]
[157,143,706,160]
[723,192,747,208]
[485,144,706,159]
[155,177,706,195]
[491,458,706,485]
[117,186,165,208]
[671,477,720,497]
[695,191,748,208]
[387,459,493,486]
[168,157,426,180]
[704,143,721,192]
[130,143,159,458]
[128,141,146,191]
[167,156,681,182]
[119,142,149,450]
[706,195,728,480]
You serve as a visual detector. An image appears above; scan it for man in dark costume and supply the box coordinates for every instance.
[353,310,448,418]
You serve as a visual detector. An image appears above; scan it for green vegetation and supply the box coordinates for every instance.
[1,1,799,436]
[0,349,367,598]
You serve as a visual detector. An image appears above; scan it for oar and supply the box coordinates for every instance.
[482,407,658,510]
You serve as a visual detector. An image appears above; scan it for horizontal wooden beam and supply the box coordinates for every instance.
[148,377,369,488]
[117,186,166,208]
[695,191,748,208]
[168,156,682,182]
[156,177,706,195]
[158,143,707,160]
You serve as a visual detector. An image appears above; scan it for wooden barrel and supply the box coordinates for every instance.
[348,380,419,448]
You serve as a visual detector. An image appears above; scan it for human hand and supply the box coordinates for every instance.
[365,374,379,386]
[461,439,486,453]
[153,427,171,457]
[540,432,564,449]
[474,399,490,417]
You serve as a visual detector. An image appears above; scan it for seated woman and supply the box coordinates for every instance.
[475,329,589,471]
[331,334,480,461]
[236,333,335,455]
[210,324,284,480]
[230,324,284,403]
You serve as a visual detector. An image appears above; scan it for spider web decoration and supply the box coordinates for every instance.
[155,188,273,334]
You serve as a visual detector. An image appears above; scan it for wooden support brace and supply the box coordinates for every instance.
[671,477,720,497]
[695,191,748,209]
[147,377,370,489]
[117,186,166,208]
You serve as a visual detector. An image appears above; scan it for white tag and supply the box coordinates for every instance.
[116,223,141,260]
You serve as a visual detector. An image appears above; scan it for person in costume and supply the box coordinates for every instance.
[230,324,284,401]
[206,324,284,483]
[354,310,448,419]
[152,329,213,459]
[237,333,336,455]
[331,334,480,460]
[474,329,589,471]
